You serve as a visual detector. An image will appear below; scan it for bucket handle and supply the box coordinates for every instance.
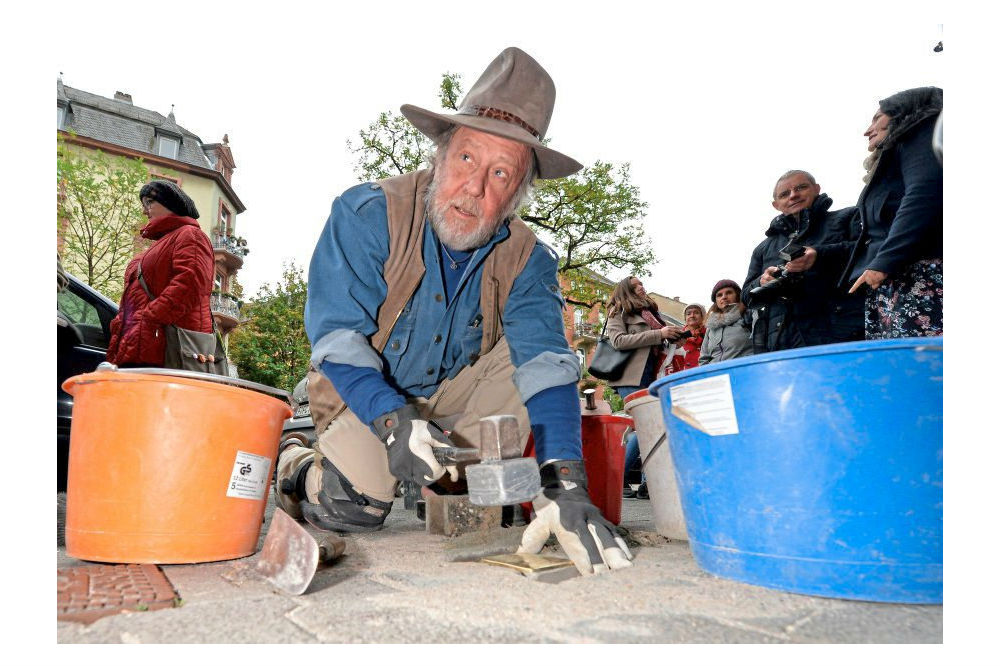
[639,432,667,473]
[95,362,294,405]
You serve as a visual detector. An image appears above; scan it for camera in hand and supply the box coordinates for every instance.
[749,241,806,295]
[676,329,694,340]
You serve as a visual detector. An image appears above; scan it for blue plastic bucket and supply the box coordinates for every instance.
[649,337,942,603]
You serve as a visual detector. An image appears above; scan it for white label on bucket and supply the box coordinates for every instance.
[226,451,271,500]
[669,374,740,436]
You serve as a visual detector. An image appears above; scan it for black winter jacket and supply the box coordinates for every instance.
[742,194,864,352]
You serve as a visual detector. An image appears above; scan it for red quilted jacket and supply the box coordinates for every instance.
[106,215,215,366]
[667,326,706,375]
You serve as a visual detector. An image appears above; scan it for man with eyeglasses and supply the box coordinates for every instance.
[741,170,863,353]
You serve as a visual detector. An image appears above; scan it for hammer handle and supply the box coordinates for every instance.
[433,446,480,465]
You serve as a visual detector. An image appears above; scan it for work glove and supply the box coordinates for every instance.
[372,404,459,486]
[517,460,634,576]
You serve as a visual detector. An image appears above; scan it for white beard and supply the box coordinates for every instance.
[425,178,506,251]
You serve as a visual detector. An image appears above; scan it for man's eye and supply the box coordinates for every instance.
[494,169,507,178]
[461,153,472,162]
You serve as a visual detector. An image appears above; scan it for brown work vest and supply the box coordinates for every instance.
[307,169,539,435]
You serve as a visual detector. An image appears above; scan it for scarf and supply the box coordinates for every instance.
[639,308,667,376]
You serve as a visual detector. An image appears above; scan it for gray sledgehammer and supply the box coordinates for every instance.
[432,415,541,506]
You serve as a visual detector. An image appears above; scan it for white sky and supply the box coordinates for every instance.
[9,1,998,660]
[49,2,945,306]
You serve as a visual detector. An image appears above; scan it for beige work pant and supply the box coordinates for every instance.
[276,337,530,512]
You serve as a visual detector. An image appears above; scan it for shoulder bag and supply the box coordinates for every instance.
[137,263,230,375]
[587,315,632,381]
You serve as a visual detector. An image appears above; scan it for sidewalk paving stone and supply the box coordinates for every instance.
[56,493,942,643]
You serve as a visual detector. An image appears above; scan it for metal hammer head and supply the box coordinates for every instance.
[478,415,522,460]
[466,415,541,506]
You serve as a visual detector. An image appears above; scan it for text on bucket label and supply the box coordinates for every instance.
[226,450,271,500]
[669,374,740,436]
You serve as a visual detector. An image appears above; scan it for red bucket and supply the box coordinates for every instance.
[522,414,631,524]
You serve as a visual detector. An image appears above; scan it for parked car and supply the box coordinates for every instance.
[281,375,316,447]
[57,273,118,491]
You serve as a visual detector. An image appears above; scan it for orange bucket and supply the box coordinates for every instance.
[62,367,292,564]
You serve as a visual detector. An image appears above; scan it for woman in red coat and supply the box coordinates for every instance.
[106,180,215,367]
[666,303,706,374]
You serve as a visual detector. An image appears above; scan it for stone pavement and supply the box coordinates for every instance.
[55,492,943,644]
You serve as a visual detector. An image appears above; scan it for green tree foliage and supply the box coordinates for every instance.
[228,262,310,392]
[347,72,463,181]
[57,134,150,301]
[348,73,654,308]
[522,162,651,307]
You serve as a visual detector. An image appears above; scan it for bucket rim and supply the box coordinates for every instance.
[62,368,293,416]
[649,336,943,397]
[622,388,649,403]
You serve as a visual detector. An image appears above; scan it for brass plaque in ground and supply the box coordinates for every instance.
[57,563,179,624]
[480,553,574,574]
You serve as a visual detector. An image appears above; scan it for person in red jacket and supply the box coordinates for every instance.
[106,180,214,367]
[666,303,706,374]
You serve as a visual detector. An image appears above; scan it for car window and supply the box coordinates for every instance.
[58,290,101,327]
[58,287,112,349]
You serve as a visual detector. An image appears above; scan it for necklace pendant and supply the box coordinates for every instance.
[449,261,458,270]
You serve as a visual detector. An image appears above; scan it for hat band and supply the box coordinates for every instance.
[460,105,541,140]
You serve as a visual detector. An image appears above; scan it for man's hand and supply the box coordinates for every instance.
[372,405,459,486]
[759,266,781,286]
[518,460,633,576]
[849,269,888,294]
[784,246,817,273]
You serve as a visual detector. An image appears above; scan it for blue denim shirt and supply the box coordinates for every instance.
[305,182,581,441]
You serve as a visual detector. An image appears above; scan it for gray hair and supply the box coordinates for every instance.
[772,170,816,199]
[426,126,538,219]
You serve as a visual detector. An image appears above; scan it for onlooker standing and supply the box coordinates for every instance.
[845,87,943,338]
[666,303,706,374]
[700,280,753,365]
[605,276,683,499]
[742,170,863,353]
[106,180,214,367]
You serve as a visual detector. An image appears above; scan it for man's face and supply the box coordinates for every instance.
[427,126,531,250]
[864,110,891,152]
[772,174,821,217]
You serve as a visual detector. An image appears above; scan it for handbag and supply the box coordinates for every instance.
[587,315,632,381]
[137,263,230,375]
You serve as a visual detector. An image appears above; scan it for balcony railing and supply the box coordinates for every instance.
[211,293,242,322]
[212,234,249,259]
[574,322,600,339]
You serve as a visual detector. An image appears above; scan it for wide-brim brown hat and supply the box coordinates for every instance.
[401,47,583,180]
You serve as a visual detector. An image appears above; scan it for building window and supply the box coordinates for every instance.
[156,136,179,159]
[219,206,231,236]
[214,272,224,291]
[148,171,181,185]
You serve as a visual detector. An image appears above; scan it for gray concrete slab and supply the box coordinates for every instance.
[56,493,942,644]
